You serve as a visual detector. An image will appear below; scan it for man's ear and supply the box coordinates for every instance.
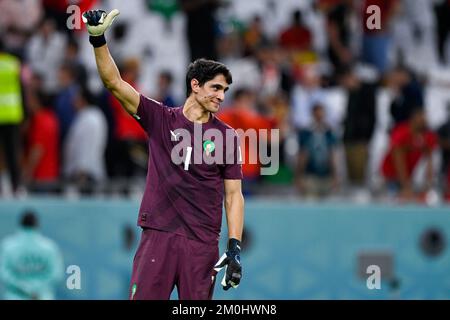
[191,78,200,94]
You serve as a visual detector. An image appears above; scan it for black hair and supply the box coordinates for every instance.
[36,90,53,109]
[77,85,96,106]
[409,105,425,118]
[67,38,79,52]
[160,70,173,84]
[293,9,302,25]
[59,62,78,79]
[312,103,325,113]
[185,58,232,97]
[233,87,253,100]
[21,210,38,228]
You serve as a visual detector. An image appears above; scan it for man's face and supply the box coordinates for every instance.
[313,105,325,123]
[193,74,229,113]
[411,110,427,131]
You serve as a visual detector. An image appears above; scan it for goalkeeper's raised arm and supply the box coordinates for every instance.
[82,9,140,115]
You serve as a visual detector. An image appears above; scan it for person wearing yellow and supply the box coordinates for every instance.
[0,38,24,195]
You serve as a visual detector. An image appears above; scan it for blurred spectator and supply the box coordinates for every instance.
[291,64,335,130]
[295,104,339,199]
[243,15,270,58]
[107,58,148,186]
[179,0,223,61]
[391,0,438,74]
[218,88,275,194]
[63,86,107,194]
[386,66,424,128]
[339,67,377,187]
[437,104,450,202]
[381,107,438,201]
[255,42,294,98]
[42,0,97,34]
[0,0,42,58]
[262,92,291,144]
[433,0,450,65]
[326,0,355,75]
[26,17,67,94]
[154,70,178,107]
[0,210,64,300]
[361,0,401,75]
[0,39,24,196]
[0,0,42,32]
[278,9,313,53]
[23,91,60,193]
[64,39,88,86]
[260,92,293,185]
[54,62,78,145]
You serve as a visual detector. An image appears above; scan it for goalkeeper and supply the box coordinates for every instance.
[82,9,245,300]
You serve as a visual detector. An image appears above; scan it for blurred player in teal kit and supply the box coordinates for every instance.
[82,9,245,299]
[0,210,64,300]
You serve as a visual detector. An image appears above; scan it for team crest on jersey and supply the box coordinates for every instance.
[203,140,215,156]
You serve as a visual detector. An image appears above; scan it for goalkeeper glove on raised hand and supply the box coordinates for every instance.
[82,9,120,47]
[214,238,242,290]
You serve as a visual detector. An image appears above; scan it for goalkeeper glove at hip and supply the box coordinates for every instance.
[82,9,120,47]
[214,238,242,290]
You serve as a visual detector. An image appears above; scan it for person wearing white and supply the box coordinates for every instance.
[291,64,337,130]
[26,18,66,94]
[64,88,107,183]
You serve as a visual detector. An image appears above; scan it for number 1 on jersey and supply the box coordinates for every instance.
[184,146,193,171]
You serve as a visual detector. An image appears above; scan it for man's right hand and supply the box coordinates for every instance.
[82,9,120,37]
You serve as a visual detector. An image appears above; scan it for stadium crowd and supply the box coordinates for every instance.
[1,0,450,204]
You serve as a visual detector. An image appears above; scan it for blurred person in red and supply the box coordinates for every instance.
[23,89,60,194]
[108,58,148,188]
[218,88,275,195]
[278,9,313,53]
[381,107,438,201]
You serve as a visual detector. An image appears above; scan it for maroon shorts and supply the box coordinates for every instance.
[129,228,219,300]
